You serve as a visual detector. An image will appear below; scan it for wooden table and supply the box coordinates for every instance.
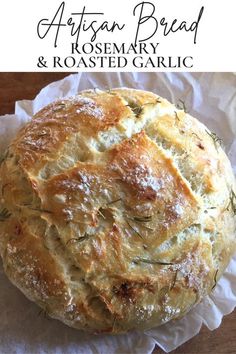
[0,73,235,354]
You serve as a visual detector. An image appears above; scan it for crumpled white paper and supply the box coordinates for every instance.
[0,72,236,354]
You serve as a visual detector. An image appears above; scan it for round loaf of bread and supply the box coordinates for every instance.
[0,88,235,333]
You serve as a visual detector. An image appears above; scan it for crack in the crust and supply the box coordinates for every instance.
[44,224,87,283]
[37,90,211,255]
[145,134,204,195]
[38,91,205,199]
[143,124,225,274]
[30,91,219,318]
[43,91,215,225]
[38,92,161,180]
[43,223,114,325]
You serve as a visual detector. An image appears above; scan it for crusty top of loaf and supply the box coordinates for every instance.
[0,88,235,333]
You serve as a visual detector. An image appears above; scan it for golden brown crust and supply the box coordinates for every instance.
[14,93,131,174]
[0,88,235,333]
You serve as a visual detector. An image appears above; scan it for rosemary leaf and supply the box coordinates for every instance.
[191,223,202,228]
[205,130,223,151]
[192,132,202,140]
[53,103,66,112]
[174,111,180,121]
[0,208,11,221]
[127,100,161,118]
[133,257,173,266]
[226,189,236,215]
[98,208,106,219]
[170,270,178,290]
[212,269,219,290]
[143,100,161,106]
[28,207,53,214]
[126,103,143,117]
[126,215,155,231]
[132,215,153,223]
[126,220,144,240]
[107,198,122,205]
[176,99,188,113]
[66,234,90,246]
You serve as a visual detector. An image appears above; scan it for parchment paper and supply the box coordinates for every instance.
[0,73,236,354]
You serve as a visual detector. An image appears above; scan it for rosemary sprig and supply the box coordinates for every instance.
[0,208,11,221]
[133,257,173,266]
[212,269,219,290]
[176,99,188,113]
[192,132,202,140]
[205,130,223,151]
[144,99,162,106]
[126,215,155,231]
[226,189,236,215]
[53,103,66,112]
[66,233,90,246]
[20,203,53,214]
[27,207,53,214]
[98,208,106,219]
[126,219,144,240]
[107,198,122,205]
[126,99,160,118]
[132,215,152,223]
[170,270,178,290]
[174,111,180,121]
[126,103,143,117]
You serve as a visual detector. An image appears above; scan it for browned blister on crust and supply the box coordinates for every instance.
[0,88,235,333]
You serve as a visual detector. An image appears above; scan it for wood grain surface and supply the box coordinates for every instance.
[0,72,235,354]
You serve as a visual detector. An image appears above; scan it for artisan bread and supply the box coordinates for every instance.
[0,88,235,333]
